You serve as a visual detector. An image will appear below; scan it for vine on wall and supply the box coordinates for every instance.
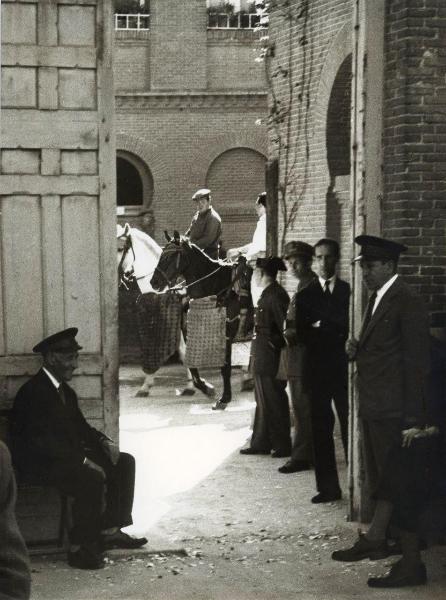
[255,0,314,252]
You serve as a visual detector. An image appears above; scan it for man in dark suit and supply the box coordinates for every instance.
[0,441,31,599]
[332,235,431,588]
[240,257,291,457]
[294,238,350,503]
[11,328,146,570]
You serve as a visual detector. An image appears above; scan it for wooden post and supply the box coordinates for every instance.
[265,158,279,255]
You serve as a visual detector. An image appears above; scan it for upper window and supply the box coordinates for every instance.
[114,0,150,30]
[207,1,259,29]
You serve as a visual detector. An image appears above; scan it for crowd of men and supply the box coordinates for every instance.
[0,187,443,597]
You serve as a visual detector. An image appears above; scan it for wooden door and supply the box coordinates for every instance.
[0,1,118,440]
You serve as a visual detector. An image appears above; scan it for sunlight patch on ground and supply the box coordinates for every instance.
[119,413,171,431]
[120,423,251,535]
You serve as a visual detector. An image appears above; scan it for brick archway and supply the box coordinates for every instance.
[312,22,353,278]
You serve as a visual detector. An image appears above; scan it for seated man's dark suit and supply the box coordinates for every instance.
[11,369,135,546]
[295,277,350,496]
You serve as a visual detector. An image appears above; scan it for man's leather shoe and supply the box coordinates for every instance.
[367,559,427,588]
[239,447,270,455]
[68,545,104,570]
[278,460,311,473]
[311,490,342,504]
[102,530,148,550]
[332,533,389,562]
[271,449,291,458]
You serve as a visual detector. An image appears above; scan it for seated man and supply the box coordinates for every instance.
[11,328,147,570]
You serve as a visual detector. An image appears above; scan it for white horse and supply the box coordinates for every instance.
[117,223,215,398]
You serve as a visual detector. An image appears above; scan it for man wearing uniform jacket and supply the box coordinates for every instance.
[240,257,291,458]
[185,188,222,259]
[332,235,431,589]
[11,328,147,570]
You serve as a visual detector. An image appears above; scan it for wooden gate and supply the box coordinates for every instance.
[0,0,117,468]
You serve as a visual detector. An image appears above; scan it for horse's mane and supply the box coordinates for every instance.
[180,237,228,267]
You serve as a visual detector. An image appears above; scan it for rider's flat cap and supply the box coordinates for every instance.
[257,256,287,277]
[33,328,82,354]
[353,235,407,262]
[282,240,314,260]
[192,188,211,200]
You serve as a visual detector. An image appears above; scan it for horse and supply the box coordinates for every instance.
[117,224,215,399]
[150,231,250,409]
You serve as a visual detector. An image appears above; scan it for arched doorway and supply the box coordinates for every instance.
[206,147,266,251]
[325,54,352,277]
[116,150,154,235]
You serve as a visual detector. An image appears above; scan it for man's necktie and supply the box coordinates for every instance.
[58,383,66,405]
[324,280,331,297]
[361,291,377,332]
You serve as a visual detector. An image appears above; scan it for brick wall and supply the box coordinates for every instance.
[382,0,446,329]
[113,0,268,359]
[268,0,354,289]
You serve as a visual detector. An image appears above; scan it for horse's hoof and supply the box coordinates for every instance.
[135,389,149,398]
[194,379,216,398]
[178,387,196,396]
[212,399,230,411]
[240,378,254,392]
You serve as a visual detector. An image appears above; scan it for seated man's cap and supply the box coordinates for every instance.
[283,240,314,260]
[353,235,408,262]
[192,188,211,201]
[33,328,82,354]
[256,256,287,277]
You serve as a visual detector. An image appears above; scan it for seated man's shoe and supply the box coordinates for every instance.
[271,449,291,458]
[311,490,341,504]
[367,559,427,588]
[240,447,270,455]
[332,533,389,562]
[68,545,104,570]
[278,460,311,473]
[102,530,148,550]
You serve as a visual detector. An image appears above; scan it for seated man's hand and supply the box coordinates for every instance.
[402,426,439,447]
[345,337,359,360]
[101,439,120,466]
[83,457,106,478]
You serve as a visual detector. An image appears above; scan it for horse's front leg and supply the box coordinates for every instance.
[212,339,232,410]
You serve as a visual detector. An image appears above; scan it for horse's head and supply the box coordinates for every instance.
[117,223,135,287]
[150,230,190,291]
[117,224,162,294]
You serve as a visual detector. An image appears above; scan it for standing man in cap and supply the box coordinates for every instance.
[11,328,147,570]
[332,235,431,588]
[185,188,222,259]
[293,239,350,503]
[278,240,318,474]
[240,257,291,457]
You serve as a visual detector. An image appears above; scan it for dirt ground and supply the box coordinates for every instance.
[30,364,446,600]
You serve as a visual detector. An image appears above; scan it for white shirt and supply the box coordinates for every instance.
[42,367,61,390]
[245,213,267,261]
[372,273,398,315]
[318,275,337,294]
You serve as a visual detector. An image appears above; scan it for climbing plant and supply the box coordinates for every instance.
[255,0,314,252]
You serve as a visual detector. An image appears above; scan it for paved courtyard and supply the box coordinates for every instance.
[30,364,446,600]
